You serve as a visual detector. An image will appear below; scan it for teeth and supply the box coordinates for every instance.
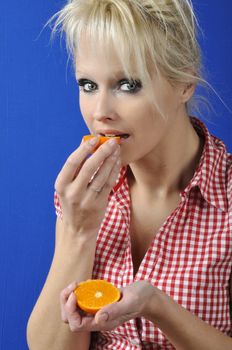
[101,133,129,138]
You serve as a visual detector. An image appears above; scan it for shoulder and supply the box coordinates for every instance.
[192,117,232,211]
[211,135,232,211]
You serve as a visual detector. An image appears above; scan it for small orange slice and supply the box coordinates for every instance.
[74,279,121,314]
[83,135,120,152]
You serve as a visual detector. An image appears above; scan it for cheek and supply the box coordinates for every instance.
[131,105,157,132]
[79,96,88,115]
[120,99,154,126]
[79,97,93,125]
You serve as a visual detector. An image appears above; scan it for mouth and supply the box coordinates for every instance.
[99,133,130,139]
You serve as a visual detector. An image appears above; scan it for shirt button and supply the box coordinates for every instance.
[130,339,140,346]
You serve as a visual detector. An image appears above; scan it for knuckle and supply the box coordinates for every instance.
[64,188,81,205]
[68,281,78,291]
[64,303,72,316]
[102,145,112,157]
[65,296,76,312]
[65,191,77,204]
[60,288,69,303]
[82,159,95,174]
[69,322,77,332]
[54,178,63,195]
[61,310,68,323]
[66,154,78,168]
[68,316,81,332]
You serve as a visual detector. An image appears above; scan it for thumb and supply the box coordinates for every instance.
[95,300,124,325]
[95,311,109,324]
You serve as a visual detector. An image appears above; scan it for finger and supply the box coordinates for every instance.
[65,292,82,329]
[95,294,137,328]
[72,139,120,192]
[93,157,121,197]
[103,158,121,191]
[65,293,100,332]
[60,282,78,323]
[55,137,99,192]
[95,301,120,326]
[87,147,120,195]
[61,310,68,323]
[60,281,78,303]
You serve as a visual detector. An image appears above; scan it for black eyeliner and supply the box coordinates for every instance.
[118,78,142,93]
[77,78,94,86]
[118,78,142,85]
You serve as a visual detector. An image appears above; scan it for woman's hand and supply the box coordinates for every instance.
[60,281,156,332]
[55,137,121,238]
[61,280,232,350]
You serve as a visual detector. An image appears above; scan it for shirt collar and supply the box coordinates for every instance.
[112,166,128,193]
[110,167,130,211]
[181,117,228,212]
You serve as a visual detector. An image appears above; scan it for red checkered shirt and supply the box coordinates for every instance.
[54,117,232,349]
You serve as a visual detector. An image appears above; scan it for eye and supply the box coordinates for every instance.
[119,79,142,93]
[77,79,97,92]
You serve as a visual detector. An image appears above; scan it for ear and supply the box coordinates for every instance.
[180,82,196,103]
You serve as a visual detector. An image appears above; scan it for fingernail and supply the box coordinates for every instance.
[89,137,99,146]
[98,312,109,323]
[67,283,74,291]
[108,138,117,146]
[67,292,75,306]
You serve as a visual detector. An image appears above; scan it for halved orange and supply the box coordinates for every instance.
[74,279,121,314]
[83,135,120,152]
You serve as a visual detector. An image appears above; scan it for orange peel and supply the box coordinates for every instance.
[83,135,120,152]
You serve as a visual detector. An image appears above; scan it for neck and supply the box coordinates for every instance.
[127,116,204,198]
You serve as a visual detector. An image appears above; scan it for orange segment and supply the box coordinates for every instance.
[74,279,121,314]
[83,135,120,152]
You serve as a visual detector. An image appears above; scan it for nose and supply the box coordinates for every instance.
[92,90,117,122]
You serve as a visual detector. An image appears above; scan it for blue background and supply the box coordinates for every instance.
[0,1,231,349]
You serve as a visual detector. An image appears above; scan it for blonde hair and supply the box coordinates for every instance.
[49,0,206,111]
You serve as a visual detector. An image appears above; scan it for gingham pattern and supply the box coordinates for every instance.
[54,117,232,349]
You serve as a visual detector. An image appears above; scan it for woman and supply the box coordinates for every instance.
[27,1,232,349]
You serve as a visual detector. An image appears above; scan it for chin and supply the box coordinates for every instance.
[119,155,129,168]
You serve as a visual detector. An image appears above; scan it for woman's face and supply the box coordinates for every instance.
[75,39,188,166]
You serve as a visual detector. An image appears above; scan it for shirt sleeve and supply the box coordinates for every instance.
[228,157,232,209]
[229,162,232,336]
[54,191,63,218]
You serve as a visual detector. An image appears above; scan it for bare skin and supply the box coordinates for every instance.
[58,40,232,349]
[60,280,232,350]
[27,35,232,350]
[27,138,121,350]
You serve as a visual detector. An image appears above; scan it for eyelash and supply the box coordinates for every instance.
[119,79,142,93]
[78,79,97,93]
[77,78,142,94]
